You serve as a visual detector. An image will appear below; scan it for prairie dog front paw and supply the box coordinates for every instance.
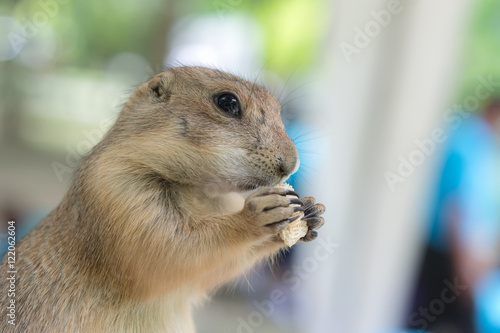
[274,183,326,246]
[240,187,304,240]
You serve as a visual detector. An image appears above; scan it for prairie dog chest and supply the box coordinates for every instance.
[199,185,248,215]
[175,184,250,219]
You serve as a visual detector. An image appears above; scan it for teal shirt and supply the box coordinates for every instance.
[429,115,500,254]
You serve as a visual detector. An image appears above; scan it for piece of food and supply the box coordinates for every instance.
[275,183,307,247]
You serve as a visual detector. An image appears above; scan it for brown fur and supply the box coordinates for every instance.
[0,67,324,332]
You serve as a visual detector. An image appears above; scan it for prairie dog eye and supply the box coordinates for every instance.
[215,93,241,117]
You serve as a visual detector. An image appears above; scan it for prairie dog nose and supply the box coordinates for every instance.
[278,147,300,177]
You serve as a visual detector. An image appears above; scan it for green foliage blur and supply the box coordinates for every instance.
[1,0,499,147]
[2,0,328,74]
[0,0,330,151]
[233,0,328,76]
[458,0,500,102]
[3,0,498,95]
[4,0,170,68]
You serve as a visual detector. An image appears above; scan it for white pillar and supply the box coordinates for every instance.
[299,0,473,332]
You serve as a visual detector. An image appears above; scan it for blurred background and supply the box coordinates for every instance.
[1,0,500,332]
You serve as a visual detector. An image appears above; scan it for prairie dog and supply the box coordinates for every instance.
[0,67,325,332]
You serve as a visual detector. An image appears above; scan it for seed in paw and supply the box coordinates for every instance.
[275,183,308,247]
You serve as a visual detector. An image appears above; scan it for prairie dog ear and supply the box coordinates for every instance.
[148,72,172,100]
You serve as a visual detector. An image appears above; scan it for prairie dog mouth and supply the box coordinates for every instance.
[201,173,289,199]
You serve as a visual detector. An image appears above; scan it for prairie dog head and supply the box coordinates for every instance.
[110,66,299,192]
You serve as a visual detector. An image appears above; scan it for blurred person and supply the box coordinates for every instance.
[408,99,500,333]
